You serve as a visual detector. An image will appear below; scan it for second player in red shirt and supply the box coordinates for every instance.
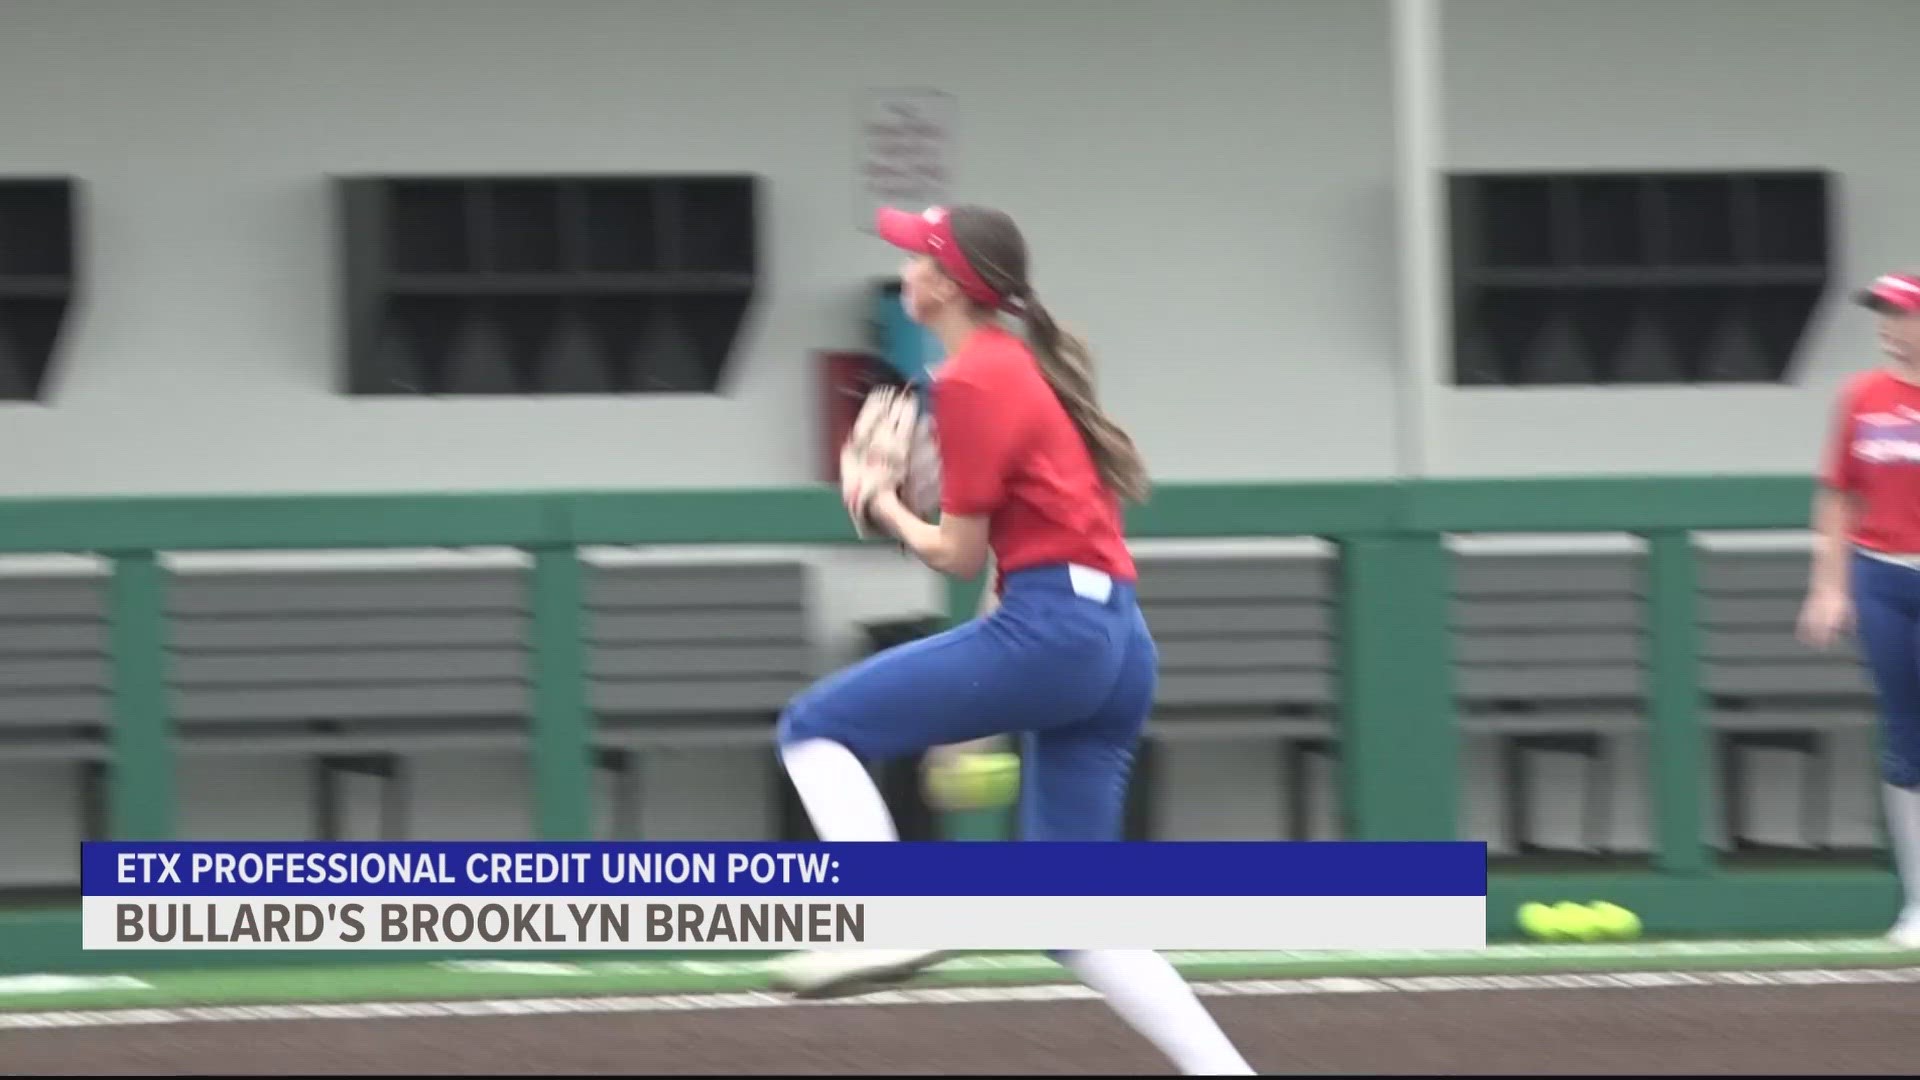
[1803,270,1920,951]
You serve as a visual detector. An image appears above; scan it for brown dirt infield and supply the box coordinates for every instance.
[5,980,1917,1074]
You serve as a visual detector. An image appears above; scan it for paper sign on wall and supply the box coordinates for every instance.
[860,88,954,229]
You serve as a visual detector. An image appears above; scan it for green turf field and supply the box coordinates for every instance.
[2,937,1915,1014]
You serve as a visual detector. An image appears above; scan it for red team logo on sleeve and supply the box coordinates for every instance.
[1852,410,1920,464]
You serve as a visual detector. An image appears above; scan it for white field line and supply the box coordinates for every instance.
[6,965,1920,1032]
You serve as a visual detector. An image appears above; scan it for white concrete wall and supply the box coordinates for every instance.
[0,0,1399,496]
[3,0,1916,489]
[1436,0,1920,476]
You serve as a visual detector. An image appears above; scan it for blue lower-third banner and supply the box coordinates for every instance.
[81,840,1488,953]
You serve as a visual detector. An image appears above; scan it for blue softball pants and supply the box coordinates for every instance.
[777,563,1155,842]
[1851,550,1920,788]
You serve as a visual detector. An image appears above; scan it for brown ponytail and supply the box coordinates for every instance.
[1016,292,1151,504]
[946,206,1151,504]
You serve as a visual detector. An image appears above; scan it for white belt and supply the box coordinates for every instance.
[1068,563,1113,603]
[1858,548,1920,569]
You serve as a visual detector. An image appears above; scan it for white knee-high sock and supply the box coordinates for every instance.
[781,738,897,842]
[1883,784,1920,914]
[1057,950,1254,1075]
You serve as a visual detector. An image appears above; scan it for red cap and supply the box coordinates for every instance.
[875,206,1003,308]
[1857,272,1920,314]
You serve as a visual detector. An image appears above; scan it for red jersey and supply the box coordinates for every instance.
[930,324,1138,586]
[1822,367,1920,553]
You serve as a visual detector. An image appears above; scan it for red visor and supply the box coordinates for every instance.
[1858,272,1920,314]
[875,206,1003,308]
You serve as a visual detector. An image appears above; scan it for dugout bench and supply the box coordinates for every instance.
[1130,545,1338,841]
[584,552,813,840]
[1698,544,1875,854]
[1130,538,1878,855]
[0,536,1881,887]
[0,551,816,889]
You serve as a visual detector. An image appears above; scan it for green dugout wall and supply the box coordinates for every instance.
[0,475,1901,973]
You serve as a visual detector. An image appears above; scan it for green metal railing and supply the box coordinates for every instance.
[9,472,1910,968]
[2,474,1817,862]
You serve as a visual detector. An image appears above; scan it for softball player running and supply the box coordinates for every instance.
[770,204,1253,1075]
[1803,270,1920,948]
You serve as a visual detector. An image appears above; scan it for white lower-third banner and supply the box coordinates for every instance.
[85,895,1486,952]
